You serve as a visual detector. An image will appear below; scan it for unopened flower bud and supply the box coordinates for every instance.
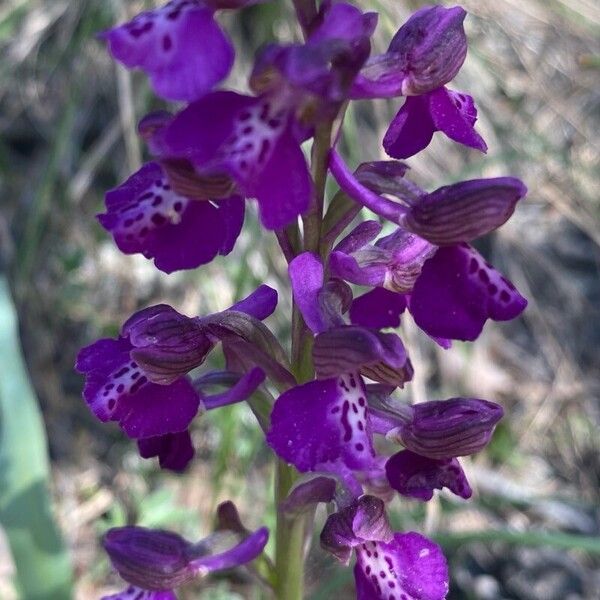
[122,305,213,384]
[388,6,467,95]
[402,177,527,246]
[103,527,195,590]
[320,495,392,564]
[388,397,503,459]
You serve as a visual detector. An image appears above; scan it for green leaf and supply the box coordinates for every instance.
[0,276,74,599]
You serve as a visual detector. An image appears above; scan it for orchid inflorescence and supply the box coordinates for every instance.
[78,2,528,598]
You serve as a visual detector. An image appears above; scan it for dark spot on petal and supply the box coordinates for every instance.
[259,102,271,121]
[152,196,163,206]
[355,443,364,451]
[162,35,173,51]
[108,399,116,410]
[469,257,478,273]
[116,384,125,393]
[358,396,366,406]
[242,126,253,135]
[488,283,498,295]
[478,268,490,283]
[173,202,183,212]
[238,111,252,121]
[151,213,167,226]
[500,290,511,303]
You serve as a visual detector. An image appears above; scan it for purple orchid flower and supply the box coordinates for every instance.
[75,286,275,469]
[321,496,449,600]
[148,90,313,230]
[348,5,484,158]
[351,6,468,99]
[250,2,377,120]
[102,523,268,597]
[144,3,379,231]
[100,0,243,102]
[267,252,414,494]
[98,162,244,274]
[329,154,528,341]
[368,396,503,501]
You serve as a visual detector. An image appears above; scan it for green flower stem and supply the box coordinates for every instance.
[273,115,333,600]
[303,121,333,255]
[274,459,305,599]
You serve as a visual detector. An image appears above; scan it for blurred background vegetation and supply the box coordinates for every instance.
[0,0,599,598]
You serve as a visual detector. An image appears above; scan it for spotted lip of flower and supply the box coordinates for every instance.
[267,253,416,491]
[383,87,487,159]
[99,0,235,102]
[75,286,277,442]
[152,90,314,230]
[328,157,528,342]
[98,162,245,274]
[321,496,449,600]
[351,5,467,99]
[103,524,269,593]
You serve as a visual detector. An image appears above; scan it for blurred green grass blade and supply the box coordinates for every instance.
[434,529,600,554]
[0,276,73,600]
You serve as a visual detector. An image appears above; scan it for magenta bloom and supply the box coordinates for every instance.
[329,156,528,342]
[251,2,377,117]
[321,496,449,600]
[268,252,415,493]
[352,6,468,99]
[76,286,276,469]
[384,87,487,159]
[349,6,487,157]
[152,91,313,230]
[100,0,235,102]
[98,162,244,273]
